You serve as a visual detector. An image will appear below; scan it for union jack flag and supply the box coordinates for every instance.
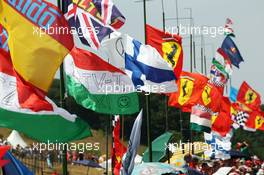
[65,0,126,49]
[0,25,8,52]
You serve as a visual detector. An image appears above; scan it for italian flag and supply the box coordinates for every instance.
[64,47,139,115]
[0,49,91,142]
[190,104,212,133]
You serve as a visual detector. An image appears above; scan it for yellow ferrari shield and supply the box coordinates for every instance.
[162,41,182,68]
[211,114,218,124]
[245,89,257,104]
[202,85,212,106]
[178,77,194,106]
[255,115,264,129]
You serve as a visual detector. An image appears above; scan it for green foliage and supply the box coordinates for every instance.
[232,129,264,159]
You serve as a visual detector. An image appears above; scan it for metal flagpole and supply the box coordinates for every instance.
[204,55,207,75]
[111,116,114,175]
[57,0,68,174]
[201,34,204,74]
[161,0,169,132]
[143,0,153,162]
[193,41,196,70]
[105,117,109,175]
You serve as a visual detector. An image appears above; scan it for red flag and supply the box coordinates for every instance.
[0,146,10,167]
[237,81,261,111]
[245,111,264,131]
[196,81,222,113]
[112,116,127,175]
[168,71,208,112]
[212,97,233,137]
[146,24,183,78]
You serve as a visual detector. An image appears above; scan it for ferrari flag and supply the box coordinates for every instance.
[237,81,261,111]
[168,71,208,112]
[146,24,183,78]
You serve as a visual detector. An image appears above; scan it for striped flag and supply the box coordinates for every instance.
[190,104,213,133]
[0,49,91,142]
[212,48,233,78]
[123,34,177,93]
[0,0,74,92]
[64,47,139,115]
[65,0,125,49]
[224,18,235,37]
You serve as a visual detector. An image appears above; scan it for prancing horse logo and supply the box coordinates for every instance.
[162,41,181,68]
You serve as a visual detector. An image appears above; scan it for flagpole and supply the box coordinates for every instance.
[57,0,68,174]
[143,0,153,162]
[161,0,169,133]
[204,55,207,75]
[201,34,204,74]
[111,115,114,175]
[105,116,109,175]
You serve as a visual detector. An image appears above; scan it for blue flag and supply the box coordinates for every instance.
[221,36,243,68]
[204,132,232,160]
[121,110,143,175]
[3,151,34,175]
[124,35,177,93]
[229,86,238,102]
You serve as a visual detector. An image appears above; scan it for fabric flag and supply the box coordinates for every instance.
[0,24,8,52]
[209,65,228,94]
[168,71,208,112]
[212,97,233,137]
[123,34,177,93]
[190,82,222,133]
[0,49,91,142]
[229,86,238,102]
[245,111,264,131]
[232,111,250,129]
[112,116,127,175]
[121,110,143,175]
[204,131,232,160]
[190,104,214,133]
[3,151,33,175]
[213,48,233,78]
[146,24,183,78]
[99,32,126,70]
[64,47,139,115]
[0,146,10,168]
[197,82,222,112]
[0,0,74,92]
[224,18,235,37]
[65,0,125,49]
[237,81,261,111]
[221,36,243,68]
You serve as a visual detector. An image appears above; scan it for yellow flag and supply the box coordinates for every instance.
[0,0,73,92]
